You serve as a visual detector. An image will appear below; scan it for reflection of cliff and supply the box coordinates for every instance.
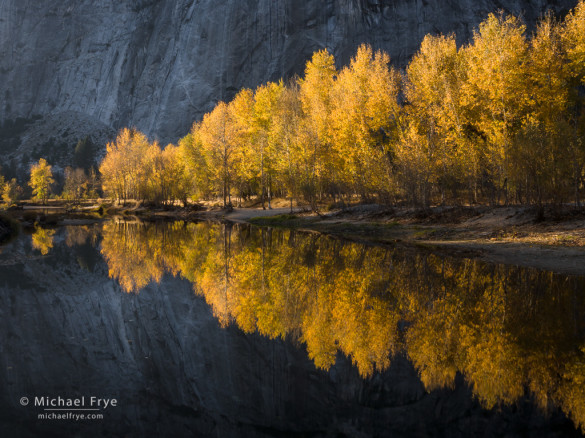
[97,221,585,431]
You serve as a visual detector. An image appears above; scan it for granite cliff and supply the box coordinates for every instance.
[0,0,578,168]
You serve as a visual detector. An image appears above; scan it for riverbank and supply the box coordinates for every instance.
[239,204,585,276]
[3,201,585,275]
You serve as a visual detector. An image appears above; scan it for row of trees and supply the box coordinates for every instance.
[5,2,585,208]
[99,128,190,206]
[102,2,585,208]
[0,158,98,205]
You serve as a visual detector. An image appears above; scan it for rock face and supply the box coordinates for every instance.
[0,0,578,147]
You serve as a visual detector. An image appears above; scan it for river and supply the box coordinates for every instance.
[0,221,583,437]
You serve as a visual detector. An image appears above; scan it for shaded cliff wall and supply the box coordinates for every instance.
[0,0,578,146]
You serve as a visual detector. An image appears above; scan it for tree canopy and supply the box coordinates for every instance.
[29,158,54,204]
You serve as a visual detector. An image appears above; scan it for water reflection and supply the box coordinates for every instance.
[80,221,585,430]
[31,225,55,255]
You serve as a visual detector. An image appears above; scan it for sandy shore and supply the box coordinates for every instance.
[216,204,585,276]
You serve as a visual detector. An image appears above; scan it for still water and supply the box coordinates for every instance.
[0,220,584,437]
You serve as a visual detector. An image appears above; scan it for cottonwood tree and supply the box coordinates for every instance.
[563,0,585,84]
[100,128,154,204]
[91,1,585,209]
[298,49,337,209]
[178,125,213,201]
[2,178,22,204]
[253,82,283,209]
[330,44,401,201]
[29,158,54,204]
[161,144,192,206]
[562,1,585,205]
[515,14,572,205]
[271,81,304,212]
[461,13,529,204]
[403,34,468,205]
[228,89,257,206]
[199,102,238,207]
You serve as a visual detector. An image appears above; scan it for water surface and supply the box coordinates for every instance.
[0,221,584,437]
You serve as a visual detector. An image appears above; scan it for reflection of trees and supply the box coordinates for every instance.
[31,225,55,255]
[96,221,585,430]
[65,225,99,248]
[100,221,191,293]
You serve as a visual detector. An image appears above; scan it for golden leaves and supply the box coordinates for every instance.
[31,225,55,255]
[29,158,55,203]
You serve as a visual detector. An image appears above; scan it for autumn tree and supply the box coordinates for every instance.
[139,140,164,204]
[402,34,468,205]
[228,89,257,206]
[178,125,213,201]
[161,144,192,206]
[271,81,304,211]
[99,128,154,204]
[2,178,22,204]
[253,82,284,209]
[516,14,572,205]
[461,13,529,205]
[330,44,401,202]
[93,5,585,209]
[298,49,337,209]
[562,0,585,205]
[29,158,54,204]
[563,0,585,84]
[199,102,237,207]
[100,128,133,203]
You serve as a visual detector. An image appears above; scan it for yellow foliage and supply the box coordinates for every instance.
[29,158,55,203]
[93,4,585,207]
[31,225,55,255]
